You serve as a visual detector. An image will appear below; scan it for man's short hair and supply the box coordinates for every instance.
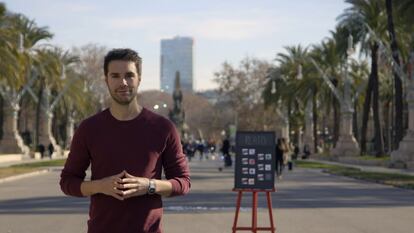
[104,48,142,77]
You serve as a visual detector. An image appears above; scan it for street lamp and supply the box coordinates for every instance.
[297,64,303,80]
[153,102,168,111]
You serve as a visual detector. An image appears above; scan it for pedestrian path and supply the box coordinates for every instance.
[0,159,413,233]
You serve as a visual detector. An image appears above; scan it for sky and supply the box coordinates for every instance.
[2,0,349,91]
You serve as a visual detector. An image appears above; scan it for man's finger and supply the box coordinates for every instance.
[125,172,135,178]
[122,189,137,196]
[113,188,124,195]
[120,183,139,189]
[115,171,126,178]
[120,178,137,183]
[112,193,124,201]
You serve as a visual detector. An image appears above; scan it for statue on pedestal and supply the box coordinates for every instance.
[169,71,185,135]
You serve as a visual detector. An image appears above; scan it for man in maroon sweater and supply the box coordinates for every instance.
[60,48,191,233]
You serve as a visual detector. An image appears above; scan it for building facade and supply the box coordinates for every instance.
[160,36,194,93]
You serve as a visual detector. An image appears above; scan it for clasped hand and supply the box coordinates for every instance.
[100,170,150,200]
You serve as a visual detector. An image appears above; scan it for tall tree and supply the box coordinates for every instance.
[338,0,387,156]
[385,0,403,150]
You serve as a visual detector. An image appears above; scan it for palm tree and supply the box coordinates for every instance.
[272,45,323,152]
[310,38,343,148]
[348,59,370,142]
[0,10,52,154]
[30,46,81,155]
[385,0,404,150]
[338,0,387,156]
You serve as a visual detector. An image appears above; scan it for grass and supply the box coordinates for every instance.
[0,159,67,179]
[296,160,414,190]
[0,167,41,179]
[11,159,67,168]
[354,155,391,161]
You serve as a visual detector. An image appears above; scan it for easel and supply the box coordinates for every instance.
[232,188,276,232]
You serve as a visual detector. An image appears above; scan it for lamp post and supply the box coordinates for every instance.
[309,35,360,157]
[270,72,291,143]
[331,35,360,157]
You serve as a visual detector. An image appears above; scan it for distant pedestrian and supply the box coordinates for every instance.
[302,144,311,159]
[48,143,54,158]
[37,144,45,159]
[293,144,299,160]
[275,138,287,179]
[221,137,232,168]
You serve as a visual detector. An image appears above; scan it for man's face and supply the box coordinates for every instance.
[105,60,140,105]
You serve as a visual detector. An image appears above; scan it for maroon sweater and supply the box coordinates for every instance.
[60,108,190,233]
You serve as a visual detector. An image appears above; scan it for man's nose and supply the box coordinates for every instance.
[121,78,128,86]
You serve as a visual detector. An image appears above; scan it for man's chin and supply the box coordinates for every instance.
[113,98,134,105]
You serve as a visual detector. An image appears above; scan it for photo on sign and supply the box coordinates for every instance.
[249,149,255,155]
[242,167,249,174]
[242,148,249,155]
[258,153,264,160]
[242,178,249,185]
[248,178,255,185]
[265,173,272,181]
[265,164,271,171]
[242,158,248,165]
[265,153,272,160]
[257,174,264,181]
[249,168,256,175]
[249,159,256,165]
[258,164,264,171]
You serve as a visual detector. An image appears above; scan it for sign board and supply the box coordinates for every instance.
[234,131,276,190]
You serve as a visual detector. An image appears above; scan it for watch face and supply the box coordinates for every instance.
[148,180,156,194]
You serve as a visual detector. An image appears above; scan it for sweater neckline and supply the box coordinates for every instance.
[105,107,147,123]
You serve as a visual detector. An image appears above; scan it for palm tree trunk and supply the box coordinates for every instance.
[312,90,318,153]
[353,100,359,142]
[360,68,374,155]
[371,42,385,156]
[35,79,44,149]
[0,95,3,140]
[332,79,340,147]
[386,0,404,150]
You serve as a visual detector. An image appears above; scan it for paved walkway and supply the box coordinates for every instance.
[0,159,413,233]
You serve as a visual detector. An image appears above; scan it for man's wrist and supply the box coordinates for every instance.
[147,179,156,195]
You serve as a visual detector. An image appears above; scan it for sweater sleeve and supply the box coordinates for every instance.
[59,121,91,197]
[162,122,191,197]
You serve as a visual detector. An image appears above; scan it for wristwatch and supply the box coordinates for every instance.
[147,179,156,195]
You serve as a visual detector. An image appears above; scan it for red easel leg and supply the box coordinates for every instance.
[232,191,243,233]
[266,192,276,232]
[252,191,258,233]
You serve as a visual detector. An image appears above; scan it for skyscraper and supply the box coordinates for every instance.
[160,36,194,93]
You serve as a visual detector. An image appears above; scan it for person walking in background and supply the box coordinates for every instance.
[221,136,232,167]
[303,144,311,159]
[47,143,54,158]
[60,48,190,233]
[275,138,287,179]
[283,139,293,171]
